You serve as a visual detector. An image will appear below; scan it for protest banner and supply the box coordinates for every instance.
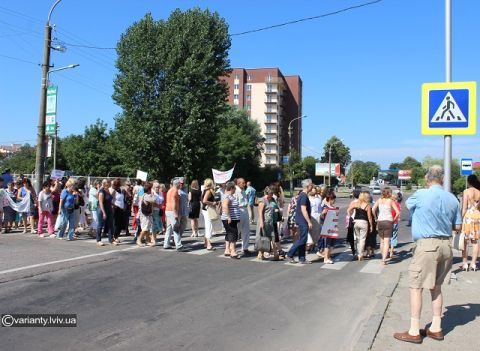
[212,167,234,184]
[136,170,148,182]
[320,207,340,239]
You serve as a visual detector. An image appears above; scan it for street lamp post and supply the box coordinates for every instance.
[328,144,333,187]
[287,115,307,196]
[34,0,63,193]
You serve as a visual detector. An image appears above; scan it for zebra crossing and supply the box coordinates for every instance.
[79,233,386,274]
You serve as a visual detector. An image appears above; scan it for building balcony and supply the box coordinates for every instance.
[265,109,278,114]
[264,149,278,155]
[265,139,277,144]
[265,129,277,134]
[265,99,278,104]
[265,88,278,94]
[265,119,278,124]
[265,77,285,84]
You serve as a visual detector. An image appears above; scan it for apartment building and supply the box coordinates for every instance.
[222,68,302,167]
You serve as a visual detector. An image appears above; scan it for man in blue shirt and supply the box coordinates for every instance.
[394,166,462,344]
[245,181,256,224]
[286,178,313,264]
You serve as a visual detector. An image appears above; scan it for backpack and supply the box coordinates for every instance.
[141,198,153,216]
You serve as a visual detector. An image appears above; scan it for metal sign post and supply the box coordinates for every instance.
[444,0,452,192]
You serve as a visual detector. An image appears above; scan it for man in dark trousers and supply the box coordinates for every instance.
[286,178,313,264]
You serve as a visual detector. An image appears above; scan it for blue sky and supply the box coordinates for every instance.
[1,0,479,168]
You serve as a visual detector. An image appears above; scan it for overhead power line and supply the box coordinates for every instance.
[60,42,116,50]
[0,53,38,65]
[230,0,383,36]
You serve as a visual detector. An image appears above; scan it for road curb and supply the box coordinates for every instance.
[353,272,402,351]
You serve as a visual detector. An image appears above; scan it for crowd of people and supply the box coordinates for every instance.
[0,167,479,271]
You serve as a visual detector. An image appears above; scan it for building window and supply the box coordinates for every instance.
[267,105,272,112]
[267,95,272,102]
[246,104,251,111]
[246,95,251,101]
[234,74,240,80]
[266,83,272,92]
[246,84,251,91]
[247,74,252,81]
[267,74,272,82]
[233,94,239,100]
[234,84,239,90]
[266,115,272,122]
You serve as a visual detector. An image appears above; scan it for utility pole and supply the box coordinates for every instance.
[34,23,52,193]
[34,0,62,193]
[53,122,59,170]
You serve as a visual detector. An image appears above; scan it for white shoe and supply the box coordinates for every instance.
[49,234,56,238]
[38,234,45,238]
[96,242,105,246]
[324,259,334,264]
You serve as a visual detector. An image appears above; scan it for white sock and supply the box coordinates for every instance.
[408,318,420,336]
[430,315,442,332]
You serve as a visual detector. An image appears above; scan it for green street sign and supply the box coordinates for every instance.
[46,86,57,135]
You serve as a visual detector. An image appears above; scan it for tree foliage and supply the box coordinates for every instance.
[56,120,125,176]
[282,150,306,184]
[320,136,351,173]
[215,107,264,180]
[113,9,231,181]
[0,144,36,174]
[302,156,323,184]
[347,160,380,185]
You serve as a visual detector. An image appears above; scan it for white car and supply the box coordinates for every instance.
[371,186,381,195]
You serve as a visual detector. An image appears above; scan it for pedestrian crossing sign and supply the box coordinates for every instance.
[422,81,476,135]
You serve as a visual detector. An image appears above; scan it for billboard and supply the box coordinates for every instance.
[398,170,412,180]
[315,163,341,176]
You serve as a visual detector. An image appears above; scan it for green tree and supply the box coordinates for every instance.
[282,150,306,194]
[347,160,380,185]
[302,156,322,184]
[56,120,124,176]
[0,144,36,174]
[215,107,264,180]
[320,136,351,173]
[113,9,231,181]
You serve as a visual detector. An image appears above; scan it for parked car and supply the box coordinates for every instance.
[371,186,381,195]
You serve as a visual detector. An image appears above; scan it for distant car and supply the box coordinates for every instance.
[371,186,381,195]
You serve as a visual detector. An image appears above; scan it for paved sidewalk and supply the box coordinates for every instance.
[372,252,480,350]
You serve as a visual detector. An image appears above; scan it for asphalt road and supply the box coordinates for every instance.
[0,197,413,351]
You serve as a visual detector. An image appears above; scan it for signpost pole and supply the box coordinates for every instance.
[443,0,452,192]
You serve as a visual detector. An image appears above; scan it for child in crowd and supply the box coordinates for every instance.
[38,181,55,238]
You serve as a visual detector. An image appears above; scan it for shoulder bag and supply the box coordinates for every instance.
[255,228,271,253]
[207,205,219,221]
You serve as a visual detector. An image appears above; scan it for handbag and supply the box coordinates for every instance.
[207,206,219,221]
[255,228,271,252]
[452,231,465,251]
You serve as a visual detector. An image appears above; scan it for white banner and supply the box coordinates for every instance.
[320,207,340,238]
[136,170,148,182]
[0,189,31,213]
[51,169,65,180]
[212,167,234,184]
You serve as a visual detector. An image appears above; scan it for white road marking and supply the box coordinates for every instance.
[187,249,210,255]
[0,246,139,275]
[320,252,351,270]
[359,259,385,274]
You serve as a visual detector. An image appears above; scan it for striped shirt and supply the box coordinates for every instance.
[221,194,241,221]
